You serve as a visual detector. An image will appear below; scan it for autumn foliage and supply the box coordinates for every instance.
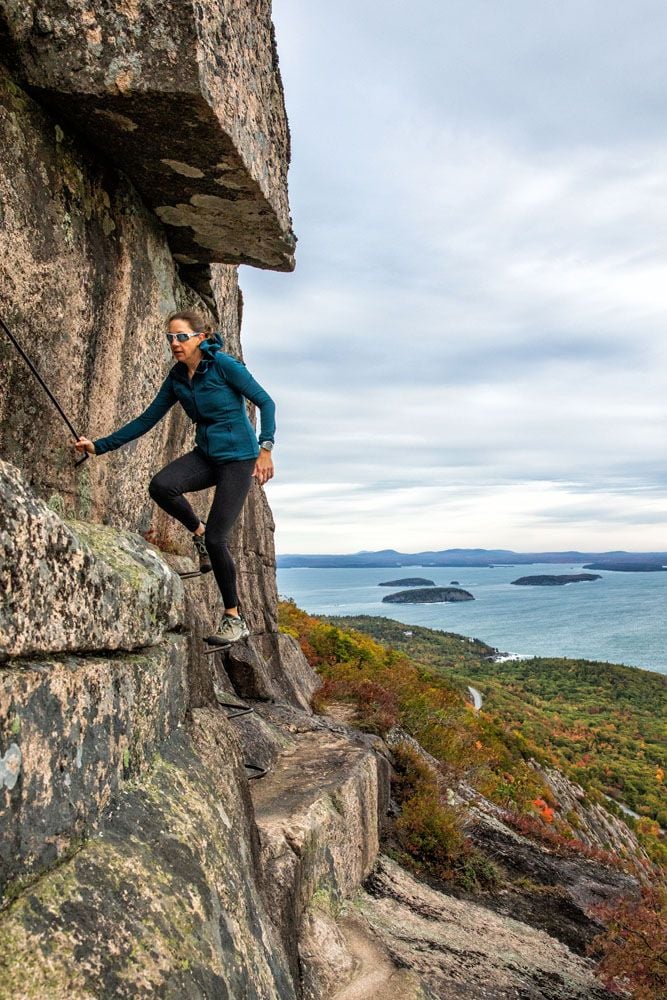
[391,743,499,890]
[279,600,666,997]
[280,599,548,815]
[589,883,667,1000]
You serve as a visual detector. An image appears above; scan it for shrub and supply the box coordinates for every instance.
[589,883,667,1000]
[395,789,467,871]
[311,676,400,734]
[391,744,500,890]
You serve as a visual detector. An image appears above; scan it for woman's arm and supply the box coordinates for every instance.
[92,376,177,455]
[216,354,276,445]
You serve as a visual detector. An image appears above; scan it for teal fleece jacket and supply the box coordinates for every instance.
[93,336,275,463]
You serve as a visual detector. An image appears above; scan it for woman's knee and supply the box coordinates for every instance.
[204,526,231,552]
[148,471,172,502]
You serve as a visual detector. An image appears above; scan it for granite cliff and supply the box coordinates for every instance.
[0,4,653,998]
[1,460,639,999]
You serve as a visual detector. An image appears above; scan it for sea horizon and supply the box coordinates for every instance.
[277,546,667,568]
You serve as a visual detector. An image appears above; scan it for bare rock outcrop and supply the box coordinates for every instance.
[0,713,299,999]
[0,637,188,896]
[353,856,615,1000]
[0,65,286,678]
[465,809,639,955]
[252,728,391,985]
[536,762,649,858]
[0,60,222,524]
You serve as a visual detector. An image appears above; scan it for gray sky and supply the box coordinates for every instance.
[240,0,667,554]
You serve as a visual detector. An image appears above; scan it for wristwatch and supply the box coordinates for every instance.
[260,441,274,452]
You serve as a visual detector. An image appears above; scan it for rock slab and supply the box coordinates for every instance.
[0,460,183,658]
[358,856,615,1000]
[252,729,391,986]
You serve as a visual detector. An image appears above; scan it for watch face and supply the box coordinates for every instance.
[261,441,273,451]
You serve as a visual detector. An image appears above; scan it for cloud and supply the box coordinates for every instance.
[240,1,667,552]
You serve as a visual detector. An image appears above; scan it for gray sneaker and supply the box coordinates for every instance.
[192,533,212,574]
[216,613,250,644]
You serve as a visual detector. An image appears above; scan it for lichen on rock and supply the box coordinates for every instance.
[0,716,298,1000]
[0,636,188,896]
[0,459,183,658]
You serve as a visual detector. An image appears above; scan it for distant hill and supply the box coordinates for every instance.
[277,548,667,569]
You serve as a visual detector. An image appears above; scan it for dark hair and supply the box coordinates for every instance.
[166,309,211,335]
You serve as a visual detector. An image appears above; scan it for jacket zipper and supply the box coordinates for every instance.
[190,375,209,454]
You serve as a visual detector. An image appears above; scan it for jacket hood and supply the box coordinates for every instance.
[199,332,224,358]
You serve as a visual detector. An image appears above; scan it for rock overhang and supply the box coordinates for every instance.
[0,0,295,271]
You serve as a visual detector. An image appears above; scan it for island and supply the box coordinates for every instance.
[582,562,667,572]
[382,587,474,603]
[378,577,436,587]
[511,574,601,586]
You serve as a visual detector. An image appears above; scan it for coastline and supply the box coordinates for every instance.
[277,563,667,674]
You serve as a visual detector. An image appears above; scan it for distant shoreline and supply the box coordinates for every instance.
[278,548,667,569]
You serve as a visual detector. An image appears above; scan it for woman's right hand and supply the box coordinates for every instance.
[74,436,96,455]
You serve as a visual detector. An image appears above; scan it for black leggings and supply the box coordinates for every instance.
[148,449,256,609]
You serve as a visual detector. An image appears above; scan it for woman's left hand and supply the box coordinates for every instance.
[253,449,274,486]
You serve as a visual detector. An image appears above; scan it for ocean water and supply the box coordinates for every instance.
[277,563,667,675]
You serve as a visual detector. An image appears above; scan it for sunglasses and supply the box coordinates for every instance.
[166,331,201,344]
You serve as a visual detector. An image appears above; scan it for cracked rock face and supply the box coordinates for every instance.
[0,460,183,657]
[0,715,297,1000]
[536,763,650,860]
[0,0,295,269]
[0,68,294,700]
[0,636,188,896]
[252,729,391,986]
[0,62,227,526]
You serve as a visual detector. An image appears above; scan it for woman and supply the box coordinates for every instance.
[75,309,275,645]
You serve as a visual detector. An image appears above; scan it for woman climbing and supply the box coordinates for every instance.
[74,309,275,647]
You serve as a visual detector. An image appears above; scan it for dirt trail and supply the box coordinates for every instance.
[331,916,424,1000]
